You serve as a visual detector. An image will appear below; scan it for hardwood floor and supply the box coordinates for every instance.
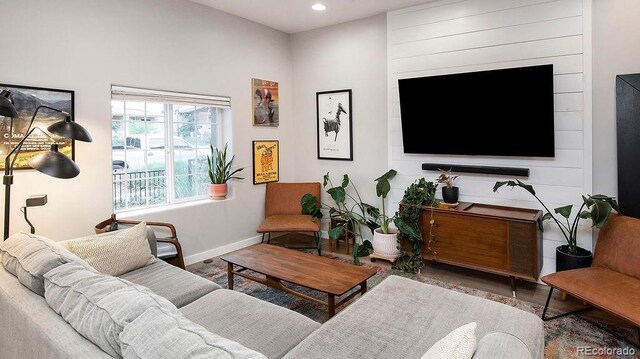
[268,233,635,333]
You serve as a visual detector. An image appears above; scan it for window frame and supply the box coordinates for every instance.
[111,90,228,213]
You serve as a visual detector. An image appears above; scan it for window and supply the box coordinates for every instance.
[111,86,231,211]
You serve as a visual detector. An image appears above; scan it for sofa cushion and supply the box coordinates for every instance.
[283,275,543,359]
[121,306,267,359]
[472,332,532,359]
[66,222,155,276]
[119,260,220,308]
[421,322,476,359]
[0,232,94,296]
[44,262,180,358]
[181,289,320,359]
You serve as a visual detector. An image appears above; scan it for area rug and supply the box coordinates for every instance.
[188,253,638,359]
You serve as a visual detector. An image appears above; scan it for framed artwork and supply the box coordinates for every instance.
[316,89,353,160]
[252,140,279,184]
[252,78,279,127]
[0,83,75,170]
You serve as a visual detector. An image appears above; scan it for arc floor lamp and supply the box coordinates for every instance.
[0,89,92,240]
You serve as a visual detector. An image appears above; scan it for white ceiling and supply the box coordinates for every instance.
[190,0,434,34]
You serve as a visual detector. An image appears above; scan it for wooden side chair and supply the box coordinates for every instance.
[256,182,322,255]
[94,214,186,269]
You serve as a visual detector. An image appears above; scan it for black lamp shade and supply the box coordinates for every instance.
[47,116,93,142]
[28,144,80,179]
[0,90,18,118]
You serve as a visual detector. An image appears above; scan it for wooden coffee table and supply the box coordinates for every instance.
[220,244,377,318]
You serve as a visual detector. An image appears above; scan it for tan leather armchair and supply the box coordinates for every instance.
[541,214,640,345]
[256,182,322,255]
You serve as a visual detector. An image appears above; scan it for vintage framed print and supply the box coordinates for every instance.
[316,89,352,160]
[252,78,279,127]
[0,83,75,170]
[252,140,279,184]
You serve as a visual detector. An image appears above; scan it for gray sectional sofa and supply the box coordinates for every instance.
[0,230,544,359]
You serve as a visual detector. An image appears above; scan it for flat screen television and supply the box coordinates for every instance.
[398,64,554,157]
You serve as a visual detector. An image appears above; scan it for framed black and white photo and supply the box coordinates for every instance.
[0,84,75,170]
[316,89,352,160]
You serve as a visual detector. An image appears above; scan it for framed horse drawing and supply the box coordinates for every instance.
[316,89,353,160]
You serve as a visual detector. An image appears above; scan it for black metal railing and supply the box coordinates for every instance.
[113,170,166,210]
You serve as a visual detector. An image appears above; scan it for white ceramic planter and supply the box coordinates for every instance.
[372,227,401,258]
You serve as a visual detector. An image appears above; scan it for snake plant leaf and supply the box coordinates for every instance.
[341,174,349,188]
[327,186,346,204]
[554,205,573,219]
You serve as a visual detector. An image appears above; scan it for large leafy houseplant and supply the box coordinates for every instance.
[393,178,438,273]
[493,179,618,270]
[302,172,378,265]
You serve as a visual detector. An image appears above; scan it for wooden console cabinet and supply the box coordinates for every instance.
[421,202,543,296]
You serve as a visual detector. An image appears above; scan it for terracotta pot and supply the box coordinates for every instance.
[372,227,401,258]
[209,183,228,200]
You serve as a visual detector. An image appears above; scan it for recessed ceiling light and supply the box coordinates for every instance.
[312,3,327,11]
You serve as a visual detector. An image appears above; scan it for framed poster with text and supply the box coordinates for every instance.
[0,84,75,170]
[316,89,352,160]
[252,140,279,184]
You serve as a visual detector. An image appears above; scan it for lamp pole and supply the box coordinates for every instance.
[3,105,67,240]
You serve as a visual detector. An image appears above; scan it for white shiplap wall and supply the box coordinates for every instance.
[387,0,592,276]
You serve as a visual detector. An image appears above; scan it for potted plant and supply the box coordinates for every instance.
[302,172,378,265]
[393,178,438,273]
[493,179,619,271]
[369,170,402,259]
[436,168,459,204]
[206,143,245,200]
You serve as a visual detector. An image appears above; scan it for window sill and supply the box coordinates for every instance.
[115,195,234,217]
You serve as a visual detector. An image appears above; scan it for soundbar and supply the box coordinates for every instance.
[421,163,529,177]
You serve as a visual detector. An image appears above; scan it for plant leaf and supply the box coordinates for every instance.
[542,212,553,221]
[341,175,349,188]
[323,173,330,187]
[554,205,573,219]
[590,200,612,228]
[328,226,344,241]
[326,187,346,204]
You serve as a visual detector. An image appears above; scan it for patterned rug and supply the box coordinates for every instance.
[188,252,638,359]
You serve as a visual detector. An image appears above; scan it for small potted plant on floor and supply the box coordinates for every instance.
[436,168,459,204]
[493,179,619,271]
[369,169,402,260]
[206,143,245,200]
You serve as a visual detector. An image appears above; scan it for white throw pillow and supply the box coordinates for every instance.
[66,222,155,276]
[421,322,477,359]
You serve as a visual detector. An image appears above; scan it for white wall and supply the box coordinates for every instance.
[291,14,388,238]
[592,0,640,197]
[387,0,592,276]
[0,0,293,264]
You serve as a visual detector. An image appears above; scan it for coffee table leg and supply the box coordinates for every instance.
[328,294,336,318]
[360,281,367,295]
[227,262,234,290]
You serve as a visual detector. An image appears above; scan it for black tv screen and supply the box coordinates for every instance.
[398,64,554,157]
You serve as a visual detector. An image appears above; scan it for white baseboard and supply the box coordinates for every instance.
[183,235,262,266]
